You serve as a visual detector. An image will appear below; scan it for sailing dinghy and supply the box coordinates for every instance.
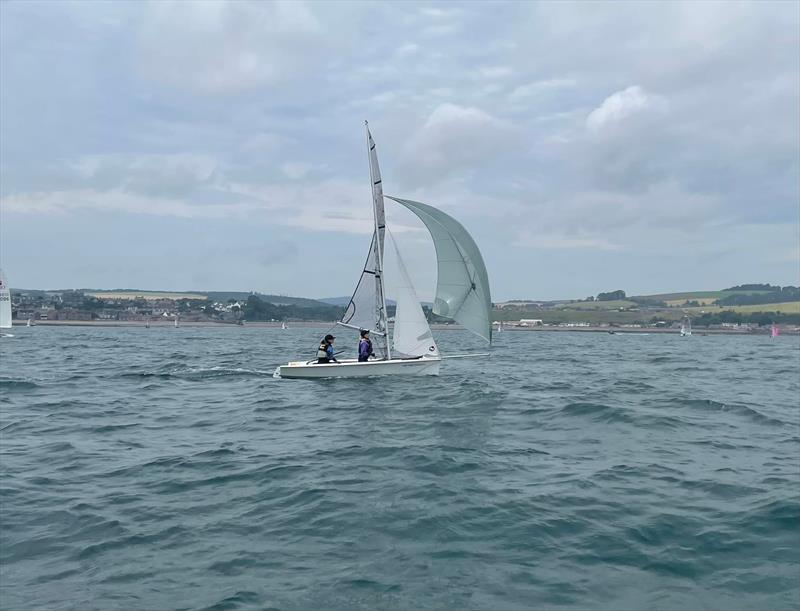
[277,123,491,379]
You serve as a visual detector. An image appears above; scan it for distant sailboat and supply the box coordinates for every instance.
[0,269,12,330]
[281,322,288,330]
[495,321,503,333]
[680,315,692,337]
[26,318,32,327]
[771,324,779,338]
[174,318,179,328]
[277,123,491,379]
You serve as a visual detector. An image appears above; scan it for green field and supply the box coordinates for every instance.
[493,308,683,325]
[635,290,775,305]
[555,300,639,310]
[685,301,800,315]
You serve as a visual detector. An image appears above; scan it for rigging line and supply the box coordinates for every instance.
[342,232,377,324]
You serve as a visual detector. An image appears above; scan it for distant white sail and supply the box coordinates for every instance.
[385,196,492,343]
[388,234,439,358]
[0,269,11,329]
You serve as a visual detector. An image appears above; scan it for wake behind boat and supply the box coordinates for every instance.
[277,123,491,379]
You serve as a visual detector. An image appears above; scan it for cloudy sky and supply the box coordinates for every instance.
[1,1,797,300]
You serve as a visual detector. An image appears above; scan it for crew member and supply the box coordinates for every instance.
[358,329,374,362]
[317,334,337,364]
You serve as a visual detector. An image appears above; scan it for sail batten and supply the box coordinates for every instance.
[385,196,492,343]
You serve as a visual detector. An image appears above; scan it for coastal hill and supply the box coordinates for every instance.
[7,284,800,327]
[493,284,799,327]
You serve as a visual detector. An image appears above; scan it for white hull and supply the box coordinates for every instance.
[277,356,441,379]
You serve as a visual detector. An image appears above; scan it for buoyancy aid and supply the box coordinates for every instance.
[317,341,329,359]
[358,338,373,360]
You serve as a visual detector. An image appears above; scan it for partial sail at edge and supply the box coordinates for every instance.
[0,269,12,329]
[385,196,492,343]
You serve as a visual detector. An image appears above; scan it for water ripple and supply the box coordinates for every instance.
[1,327,798,610]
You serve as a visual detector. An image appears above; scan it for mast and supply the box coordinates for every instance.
[366,121,391,359]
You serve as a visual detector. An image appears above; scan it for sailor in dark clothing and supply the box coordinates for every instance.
[317,334,337,364]
[358,329,374,362]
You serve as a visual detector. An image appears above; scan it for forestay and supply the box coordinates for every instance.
[385,197,492,343]
[388,234,439,359]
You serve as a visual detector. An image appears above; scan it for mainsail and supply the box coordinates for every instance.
[388,233,439,358]
[0,269,12,329]
[339,123,390,358]
[385,197,492,343]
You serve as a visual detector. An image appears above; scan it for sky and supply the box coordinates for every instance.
[1,0,798,301]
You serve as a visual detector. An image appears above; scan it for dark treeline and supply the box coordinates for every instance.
[597,290,626,301]
[242,295,451,324]
[716,286,799,306]
[243,295,343,321]
[629,296,668,307]
[723,283,789,291]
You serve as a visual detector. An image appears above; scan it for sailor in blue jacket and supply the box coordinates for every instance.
[317,334,337,364]
[358,329,374,362]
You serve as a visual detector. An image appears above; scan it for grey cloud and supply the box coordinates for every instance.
[1,0,797,298]
[397,103,515,186]
[135,0,362,94]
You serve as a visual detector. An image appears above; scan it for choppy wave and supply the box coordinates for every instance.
[1,326,798,610]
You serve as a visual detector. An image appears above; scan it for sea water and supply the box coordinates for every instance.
[1,327,798,610]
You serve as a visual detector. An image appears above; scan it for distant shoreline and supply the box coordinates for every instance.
[10,319,796,335]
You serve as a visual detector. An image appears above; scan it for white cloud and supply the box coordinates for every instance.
[395,43,419,58]
[0,189,258,219]
[514,232,621,251]
[280,162,314,180]
[509,78,576,102]
[72,153,217,182]
[239,133,289,153]
[399,103,512,185]
[419,7,461,19]
[135,0,341,93]
[1,1,797,296]
[586,85,664,132]
[478,66,514,79]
